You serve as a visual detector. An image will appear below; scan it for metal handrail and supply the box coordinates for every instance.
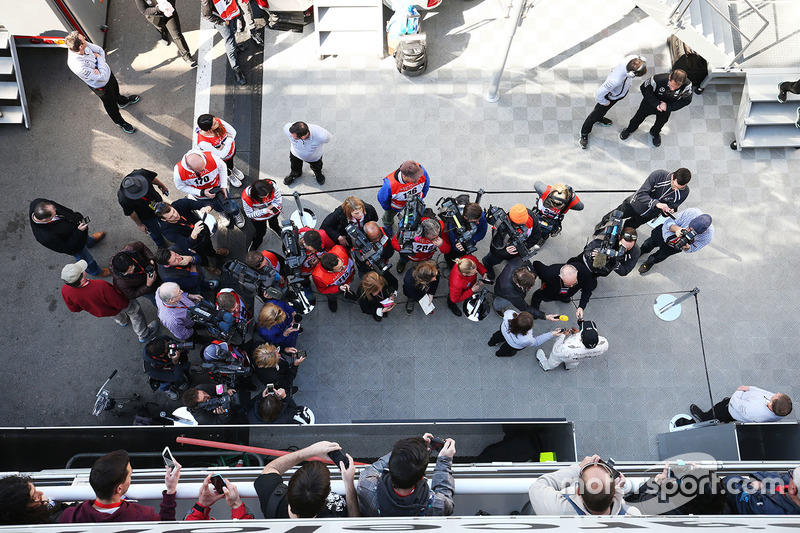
[666,0,770,69]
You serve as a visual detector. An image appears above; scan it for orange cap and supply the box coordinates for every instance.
[509,204,529,224]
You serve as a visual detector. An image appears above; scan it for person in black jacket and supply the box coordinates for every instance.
[133,0,196,66]
[619,69,693,147]
[357,271,398,321]
[117,169,169,247]
[155,200,228,266]
[182,384,241,424]
[530,262,596,320]
[402,261,439,315]
[247,388,309,424]
[154,246,219,292]
[572,229,640,278]
[252,343,304,390]
[481,204,541,279]
[29,198,110,277]
[321,196,379,247]
[143,336,191,400]
[493,258,560,321]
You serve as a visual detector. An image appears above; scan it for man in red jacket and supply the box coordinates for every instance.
[60,449,181,523]
[391,218,450,274]
[60,260,158,343]
[312,245,356,313]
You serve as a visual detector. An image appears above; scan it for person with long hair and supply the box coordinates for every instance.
[402,260,439,315]
[488,310,564,357]
[257,300,301,348]
[321,196,379,247]
[357,271,398,321]
[0,475,57,525]
[447,255,488,317]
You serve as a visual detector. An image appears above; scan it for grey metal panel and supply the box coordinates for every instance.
[657,423,740,460]
[60,0,109,46]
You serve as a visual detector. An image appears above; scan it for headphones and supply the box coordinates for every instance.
[626,56,647,78]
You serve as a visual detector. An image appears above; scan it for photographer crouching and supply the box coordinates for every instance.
[143,336,193,400]
[181,385,242,425]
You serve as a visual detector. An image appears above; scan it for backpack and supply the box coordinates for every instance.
[395,35,427,77]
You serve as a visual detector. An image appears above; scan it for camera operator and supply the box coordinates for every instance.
[378,160,430,236]
[357,271,398,322]
[155,246,219,293]
[443,202,487,266]
[298,228,335,275]
[247,386,310,424]
[575,228,640,277]
[143,336,191,400]
[181,384,240,425]
[357,433,455,517]
[155,200,229,266]
[312,246,357,313]
[638,209,713,275]
[216,288,252,328]
[321,196,379,246]
[392,217,450,274]
[447,255,488,317]
[244,249,287,294]
[110,241,160,305]
[252,343,304,391]
[353,221,396,276]
[402,260,439,315]
[482,204,542,280]
[536,320,608,371]
[156,282,203,341]
[533,181,583,246]
[493,258,561,322]
[528,454,640,515]
[257,300,302,348]
[531,262,597,320]
[595,168,691,231]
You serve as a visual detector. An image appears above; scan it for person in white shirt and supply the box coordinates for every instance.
[579,55,647,149]
[690,386,793,423]
[487,310,564,357]
[537,320,608,370]
[64,31,139,134]
[283,121,332,186]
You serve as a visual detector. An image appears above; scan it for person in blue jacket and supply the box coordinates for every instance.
[723,467,800,515]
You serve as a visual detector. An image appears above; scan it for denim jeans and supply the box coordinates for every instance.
[141,217,166,248]
[73,235,101,276]
[214,21,240,70]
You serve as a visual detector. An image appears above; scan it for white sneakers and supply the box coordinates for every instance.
[229,167,244,187]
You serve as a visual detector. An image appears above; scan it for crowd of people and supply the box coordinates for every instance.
[2,440,799,524]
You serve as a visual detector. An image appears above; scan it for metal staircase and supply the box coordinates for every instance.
[0,25,30,128]
[731,68,800,150]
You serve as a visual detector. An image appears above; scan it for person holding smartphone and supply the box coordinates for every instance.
[185,474,255,520]
[256,300,302,348]
[357,271,398,322]
[252,343,304,392]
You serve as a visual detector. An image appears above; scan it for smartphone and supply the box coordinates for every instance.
[267,383,275,394]
[429,437,446,452]
[210,474,225,495]
[290,321,300,329]
[80,216,91,225]
[599,458,621,479]
[294,350,307,360]
[329,449,350,470]
[162,446,176,469]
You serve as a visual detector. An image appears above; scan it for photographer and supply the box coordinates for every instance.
[575,228,640,277]
[402,260,439,315]
[357,271,398,322]
[257,300,301,348]
[156,282,202,341]
[155,200,229,266]
[528,454,640,515]
[443,202,488,266]
[252,343,304,391]
[181,384,239,425]
[321,196,379,246]
[378,160,431,235]
[639,209,713,275]
[241,179,282,252]
[216,288,252,326]
[143,336,191,400]
[493,258,561,321]
[247,387,309,424]
[110,242,160,305]
[357,433,455,517]
[488,311,564,357]
[312,246,357,313]
[536,320,608,371]
[391,217,450,274]
[482,204,542,279]
[353,222,396,276]
[155,246,218,293]
[533,182,583,246]
[447,255,488,317]
[298,228,334,275]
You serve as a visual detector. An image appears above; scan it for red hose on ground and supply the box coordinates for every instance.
[175,436,368,466]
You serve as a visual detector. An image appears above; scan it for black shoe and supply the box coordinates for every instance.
[405,300,415,314]
[598,117,613,126]
[182,54,198,67]
[484,269,495,282]
[373,314,382,322]
[251,30,265,47]
[579,134,588,149]
[315,172,326,185]
[778,83,787,103]
[328,298,338,313]
[234,68,246,85]
[447,299,463,316]
[689,404,705,422]
[118,122,136,134]
[284,173,300,185]
[619,129,630,140]
[396,260,407,274]
[796,107,800,129]
[118,95,140,109]
[488,338,499,347]
[651,132,662,147]
[638,261,654,275]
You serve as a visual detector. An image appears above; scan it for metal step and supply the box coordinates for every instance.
[710,0,735,54]
[0,29,8,50]
[745,102,800,125]
[697,0,716,45]
[740,124,800,148]
[0,81,19,100]
[0,106,24,124]
[0,57,13,75]
[747,71,800,102]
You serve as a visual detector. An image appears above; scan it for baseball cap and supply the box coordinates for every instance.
[509,204,529,224]
[61,260,88,283]
[689,214,712,234]
[121,173,150,200]
[580,320,599,349]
